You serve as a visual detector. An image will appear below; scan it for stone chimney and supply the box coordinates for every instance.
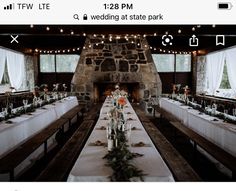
[71,35,162,108]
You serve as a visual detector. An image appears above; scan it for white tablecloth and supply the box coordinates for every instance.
[0,96,78,157]
[67,98,174,182]
[159,98,236,157]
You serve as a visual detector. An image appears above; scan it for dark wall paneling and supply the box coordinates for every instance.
[175,72,192,91]
[159,73,175,94]
[38,73,74,91]
[159,72,192,94]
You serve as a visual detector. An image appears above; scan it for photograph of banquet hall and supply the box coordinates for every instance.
[0,25,236,182]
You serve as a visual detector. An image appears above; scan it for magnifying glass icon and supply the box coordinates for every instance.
[73,14,79,20]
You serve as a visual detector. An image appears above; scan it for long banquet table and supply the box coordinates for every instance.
[159,98,236,157]
[0,96,78,157]
[67,98,174,182]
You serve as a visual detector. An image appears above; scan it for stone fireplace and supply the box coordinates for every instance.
[94,82,140,103]
[71,35,162,108]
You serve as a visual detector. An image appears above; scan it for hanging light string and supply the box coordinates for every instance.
[32,25,202,55]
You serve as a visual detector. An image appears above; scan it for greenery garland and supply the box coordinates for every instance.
[103,129,146,182]
[0,98,57,123]
[170,97,236,125]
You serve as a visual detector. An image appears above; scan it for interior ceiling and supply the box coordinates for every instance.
[0,25,236,54]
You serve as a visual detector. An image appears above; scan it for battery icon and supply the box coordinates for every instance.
[218,2,233,10]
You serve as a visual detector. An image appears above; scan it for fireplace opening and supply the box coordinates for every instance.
[94,83,140,103]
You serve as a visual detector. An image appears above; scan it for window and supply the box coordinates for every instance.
[176,54,191,72]
[152,54,174,72]
[40,55,55,72]
[219,62,231,89]
[40,54,79,73]
[152,54,191,72]
[0,62,10,85]
[56,55,79,72]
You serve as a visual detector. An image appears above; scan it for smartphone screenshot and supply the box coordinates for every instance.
[0,0,236,190]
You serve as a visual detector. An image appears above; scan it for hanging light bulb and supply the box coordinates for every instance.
[46,26,50,31]
[178,29,182,34]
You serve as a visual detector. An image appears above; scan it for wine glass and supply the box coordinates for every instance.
[9,103,13,115]
[224,109,228,120]
[126,123,132,147]
[1,108,7,118]
[23,99,28,113]
[38,98,43,108]
[232,108,236,117]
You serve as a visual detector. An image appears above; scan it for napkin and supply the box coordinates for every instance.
[89,140,107,146]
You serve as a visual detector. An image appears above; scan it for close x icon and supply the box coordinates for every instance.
[10,35,19,43]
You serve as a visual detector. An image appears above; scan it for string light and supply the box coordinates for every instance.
[33,32,198,55]
[60,28,64,33]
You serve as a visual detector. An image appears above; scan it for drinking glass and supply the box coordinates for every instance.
[9,103,13,115]
[1,108,7,118]
[9,103,13,110]
[224,109,228,120]
[126,123,132,147]
[23,99,28,113]
[232,108,236,117]
[38,98,43,107]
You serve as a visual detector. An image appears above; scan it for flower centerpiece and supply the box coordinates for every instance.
[117,96,127,109]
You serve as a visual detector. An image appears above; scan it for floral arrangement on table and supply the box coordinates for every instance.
[111,85,128,109]
[0,83,69,123]
[52,83,59,92]
[103,85,145,181]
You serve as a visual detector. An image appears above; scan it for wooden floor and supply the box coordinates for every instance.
[148,110,232,181]
[133,105,201,181]
[16,104,102,181]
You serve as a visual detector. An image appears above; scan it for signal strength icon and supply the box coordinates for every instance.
[3,3,14,10]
